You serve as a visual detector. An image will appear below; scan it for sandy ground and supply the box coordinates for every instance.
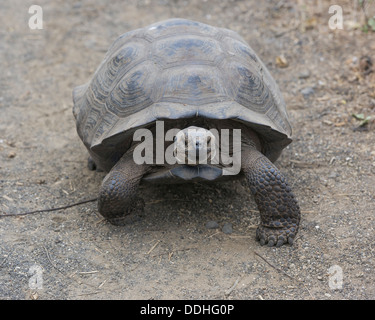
[1,0,375,300]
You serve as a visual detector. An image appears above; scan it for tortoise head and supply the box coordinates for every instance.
[173,126,216,165]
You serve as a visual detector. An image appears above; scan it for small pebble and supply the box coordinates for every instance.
[359,55,372,74]
[301,87,315,98]
[328,172,338,179]
[8,151,16,158]
[222,222,233,234]
[205,221,219,229]
[298,70,311,79]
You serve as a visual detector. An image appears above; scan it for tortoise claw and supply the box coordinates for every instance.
[267,240,275,247]
[256,226,296,247]
[276,239,284,247]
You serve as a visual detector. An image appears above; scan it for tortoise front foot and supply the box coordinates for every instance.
[97,153,149,225]
[101,197,145,226]
[242,149,301,247]
[256,224,298,247]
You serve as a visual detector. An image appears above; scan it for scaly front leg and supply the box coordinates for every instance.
[242,148,301,247]
[98,152,150,225]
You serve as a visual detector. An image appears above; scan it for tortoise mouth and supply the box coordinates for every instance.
[173,148,214,165]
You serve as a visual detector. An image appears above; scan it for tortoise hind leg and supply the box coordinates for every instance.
[242,147,301,247]
[98,152,150,225]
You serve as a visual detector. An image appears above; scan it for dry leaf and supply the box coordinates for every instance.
[276,55,288,68]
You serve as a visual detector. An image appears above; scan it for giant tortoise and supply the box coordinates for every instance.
[73,19,301,247]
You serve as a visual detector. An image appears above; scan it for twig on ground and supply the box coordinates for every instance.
[0,198,98,218]
[254,251,295,280]
[225,275,243,297]
[146,240,161,255]
[0,250,13,268]
[254,251,315,299]
[43,246,66,277]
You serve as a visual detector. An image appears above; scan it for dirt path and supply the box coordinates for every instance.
[1,0,374,299]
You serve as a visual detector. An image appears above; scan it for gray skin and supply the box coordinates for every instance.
[96,121,300,247]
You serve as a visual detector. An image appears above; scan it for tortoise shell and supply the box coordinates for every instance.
[73,18,292,171]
